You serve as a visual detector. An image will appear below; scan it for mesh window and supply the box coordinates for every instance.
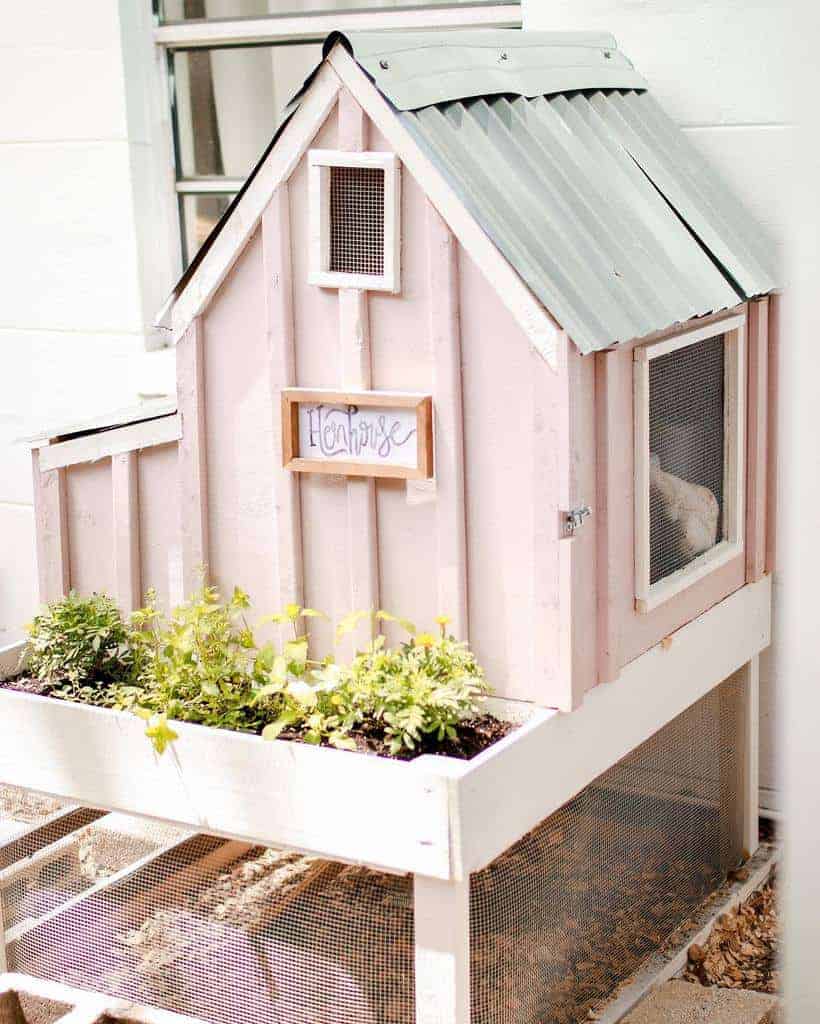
[470,676,743,1024]
[648,335,726,584]
[329,166,385,276]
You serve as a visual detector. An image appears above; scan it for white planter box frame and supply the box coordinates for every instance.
[0,577,770,884]
[0,578,770,1024]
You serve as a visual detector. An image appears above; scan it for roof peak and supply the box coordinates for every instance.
[326,29,646,111]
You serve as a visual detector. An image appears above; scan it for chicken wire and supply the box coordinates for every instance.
[0,786,67,848]
[329,165,385,276]
[8,835,415,1024]
[649,334,726,585]
[2,814,188,936]
[470,675,743,1024]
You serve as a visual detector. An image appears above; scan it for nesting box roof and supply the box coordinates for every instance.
[160,30,777,356]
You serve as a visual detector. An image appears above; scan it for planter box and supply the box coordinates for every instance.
[0,576,771,884]
[0,640,544,881]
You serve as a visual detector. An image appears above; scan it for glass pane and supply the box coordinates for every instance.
[160,0,505,22]
[648,335,726,585]
[180,193,234,266]
[173,43,321,178]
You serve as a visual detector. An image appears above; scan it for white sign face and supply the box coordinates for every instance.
[297,402,419,468]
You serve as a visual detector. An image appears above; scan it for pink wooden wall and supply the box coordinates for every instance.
[187,92,575,704]
[30,88,776,713]
[32,444,181,613]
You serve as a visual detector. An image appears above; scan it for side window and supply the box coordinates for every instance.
[308,150,401,292]
[634,317,746,612]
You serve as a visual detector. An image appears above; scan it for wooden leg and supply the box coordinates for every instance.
[740,655,761,858]
[414,875,470,1024]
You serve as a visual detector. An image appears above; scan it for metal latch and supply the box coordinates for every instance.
[561,506,592,537]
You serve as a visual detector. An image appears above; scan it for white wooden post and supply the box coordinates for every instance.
[414,875,470,1024]
[740,655,760,858]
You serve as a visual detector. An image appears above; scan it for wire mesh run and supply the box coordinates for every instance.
[329,165,385,277]
[1,814,188,936]
[470,676,743,1024]
[0,785,104,873]
[0,786,65,844]
[8,836,415,1024]
[648,334,726,584]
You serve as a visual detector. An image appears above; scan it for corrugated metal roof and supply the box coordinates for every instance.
[336,30,647,109]
[161,30,778,354]
[400,88,775,352]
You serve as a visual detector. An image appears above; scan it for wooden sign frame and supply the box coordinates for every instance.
[282,388,434,479]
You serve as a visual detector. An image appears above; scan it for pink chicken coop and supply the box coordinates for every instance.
[1,30,777,1024]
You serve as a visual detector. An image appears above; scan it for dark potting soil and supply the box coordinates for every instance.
[277,712,514,760]
[1,673,54,696]
[1,673,515,761]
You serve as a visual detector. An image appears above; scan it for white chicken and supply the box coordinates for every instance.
[649,453,719,561]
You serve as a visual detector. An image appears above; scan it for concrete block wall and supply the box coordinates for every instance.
[0,1,177,643]
[523,0,789,807]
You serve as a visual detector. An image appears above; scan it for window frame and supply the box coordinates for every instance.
[633,313,747,614]
[154,3,522,273]
[308,149,401,292]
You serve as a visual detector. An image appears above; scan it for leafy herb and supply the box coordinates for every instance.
[264,613,490,756]
[25,592,136,699]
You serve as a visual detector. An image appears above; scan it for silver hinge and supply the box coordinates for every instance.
[561,506,592,538]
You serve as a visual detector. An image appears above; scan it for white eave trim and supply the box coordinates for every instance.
[160,44,560,369]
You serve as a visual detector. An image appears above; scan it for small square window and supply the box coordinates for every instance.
[634,316,746,612]
[309,150,400,292]
[329,165,385,276]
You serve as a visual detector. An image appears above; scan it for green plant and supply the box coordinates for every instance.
[118,589,327,753]
[25,591,137,699]
[263,613,491,755]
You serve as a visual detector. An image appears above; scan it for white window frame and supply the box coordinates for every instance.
[308,149,401,292]
[154,4,521,276]
[633,313,747,614]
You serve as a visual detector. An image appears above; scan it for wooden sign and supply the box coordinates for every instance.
[282,389,433,479]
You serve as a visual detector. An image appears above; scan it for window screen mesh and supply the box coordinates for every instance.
[470,676,743,1024]
[648,335,725,585]
[329,166,385,276]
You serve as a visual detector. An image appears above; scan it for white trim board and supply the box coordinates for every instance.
[37,415,182,472]
[162,43,560,369]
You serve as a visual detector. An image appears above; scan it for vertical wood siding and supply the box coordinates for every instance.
[111,451,141,612]
[65,460,114,597]
[32,450,70,603]
[177,318,209,599]
[263,185,305,610]
[137,443,181,610]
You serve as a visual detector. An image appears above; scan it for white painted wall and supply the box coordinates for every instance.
[523,0,789,807]
[0,1,177,642]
